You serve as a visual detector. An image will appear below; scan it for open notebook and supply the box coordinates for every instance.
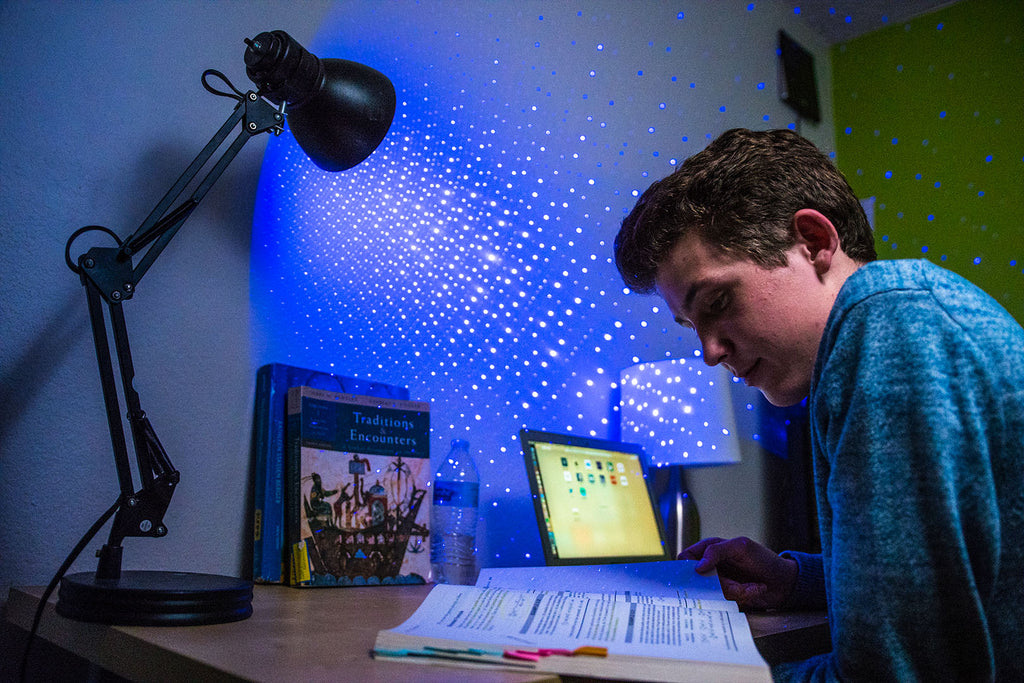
[519,428,671,565]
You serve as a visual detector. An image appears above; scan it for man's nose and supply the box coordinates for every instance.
[699,329,729,367]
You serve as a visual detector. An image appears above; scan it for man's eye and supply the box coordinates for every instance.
[707,293,729,314]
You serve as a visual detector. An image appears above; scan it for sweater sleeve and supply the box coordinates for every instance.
[773,286,1004,681]
[778,551,826,610]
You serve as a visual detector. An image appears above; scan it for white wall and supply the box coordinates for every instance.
[0,0,832,596]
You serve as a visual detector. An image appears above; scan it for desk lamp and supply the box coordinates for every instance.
[57,30,396,625]
[620,358,741,556]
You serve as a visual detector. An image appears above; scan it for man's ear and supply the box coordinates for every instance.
[792,209,840,275]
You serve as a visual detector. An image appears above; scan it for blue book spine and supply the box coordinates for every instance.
[253,364,293,583]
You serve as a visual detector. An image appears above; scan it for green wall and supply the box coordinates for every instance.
[831,0,1023,322]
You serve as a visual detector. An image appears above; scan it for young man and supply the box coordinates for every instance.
[614,128,1024,681]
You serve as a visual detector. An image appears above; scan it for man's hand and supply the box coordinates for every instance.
[680,536,798,610]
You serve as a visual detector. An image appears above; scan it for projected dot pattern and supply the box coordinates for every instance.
[620,359,741,467]
[251,4,820,565]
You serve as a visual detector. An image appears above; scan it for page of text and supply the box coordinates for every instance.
[387,584,765,667]
[475,560,736,612]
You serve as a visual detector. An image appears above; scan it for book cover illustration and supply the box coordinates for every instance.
[286,386,431,587]
[250,363,409,584]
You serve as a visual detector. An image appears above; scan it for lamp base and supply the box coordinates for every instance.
[56,570,253,626]
[655,465,702,557]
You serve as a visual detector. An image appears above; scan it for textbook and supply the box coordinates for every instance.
[285,385,431,586]
[250,363,409,584]
[374,561,770,682]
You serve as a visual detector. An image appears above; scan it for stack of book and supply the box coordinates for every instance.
[250,363,430,587]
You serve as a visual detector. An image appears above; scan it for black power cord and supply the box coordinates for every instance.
[18,497,121,682]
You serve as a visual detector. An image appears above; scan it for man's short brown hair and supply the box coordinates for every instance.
[614,128,877,294]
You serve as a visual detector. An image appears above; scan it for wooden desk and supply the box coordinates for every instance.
[4,584,829,681]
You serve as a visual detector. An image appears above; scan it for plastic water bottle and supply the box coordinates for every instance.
[431,439,480,584]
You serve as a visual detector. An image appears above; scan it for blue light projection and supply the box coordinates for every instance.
[251,2,809,566]
[621,359,744,468]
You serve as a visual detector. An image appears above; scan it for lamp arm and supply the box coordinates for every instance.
[71,88,285,580]
[121,92,285,287]
[83,270,178,580]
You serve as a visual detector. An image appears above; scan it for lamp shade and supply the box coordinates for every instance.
[620,358,741,467]
[244,30,396,172]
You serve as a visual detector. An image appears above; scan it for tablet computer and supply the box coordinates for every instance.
[520,429,670,565]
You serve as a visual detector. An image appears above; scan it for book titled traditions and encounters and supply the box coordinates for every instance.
[250,363,409,584]
[373,561,771,682]
[285,385,431,587]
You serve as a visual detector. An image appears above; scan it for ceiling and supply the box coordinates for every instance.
[784,0,962,44]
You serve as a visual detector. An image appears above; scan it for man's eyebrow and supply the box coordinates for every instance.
[682,279,707,311]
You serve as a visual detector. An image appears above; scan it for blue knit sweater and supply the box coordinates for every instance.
[773,260,1024,681]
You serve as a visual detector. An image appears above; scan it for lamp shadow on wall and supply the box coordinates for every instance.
[0,296,90,440]
[129,140,261,257]
[1,131,259,451]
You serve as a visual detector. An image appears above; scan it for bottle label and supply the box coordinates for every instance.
[433,480,479,507]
